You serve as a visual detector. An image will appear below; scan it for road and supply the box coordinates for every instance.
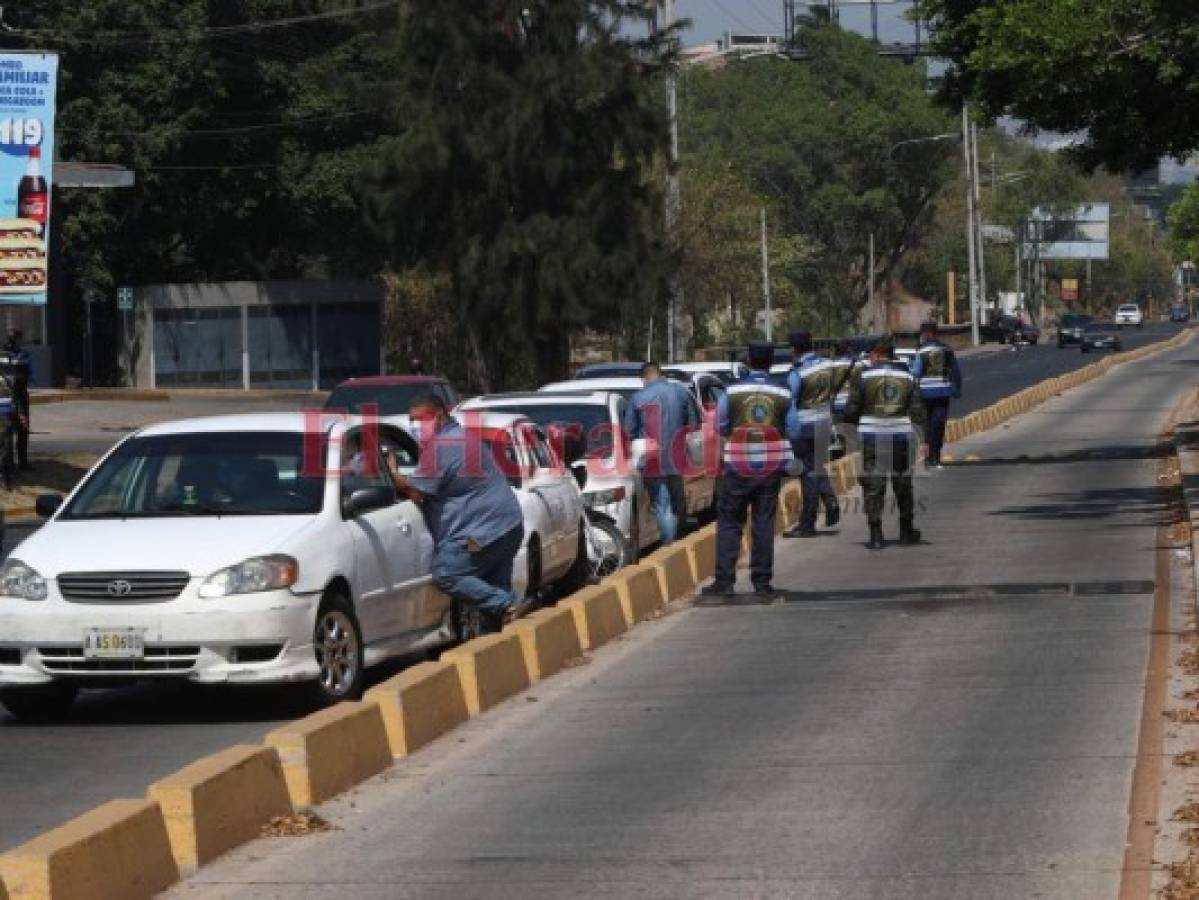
[168,332,1195,899]
[0,325,1188,857]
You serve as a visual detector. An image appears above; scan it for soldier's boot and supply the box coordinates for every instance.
[867,522,884,551]
[899,519,922,546]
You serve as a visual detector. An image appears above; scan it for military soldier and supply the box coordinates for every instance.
[844,338,927,551]
[783,331,840,538]
[909,322,962,469]
[702,342,792,598]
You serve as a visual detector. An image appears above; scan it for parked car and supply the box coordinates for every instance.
[1114,303,1144,328]
[980,316,1040,345]
[1080,322,1124,353]
[666,361,750,386]
[1171,305,1191,323]
[570,368,724,412]
[0,413,460,719]
[325,375,460,417]
[1057,314,1093,348]
[389,412,590,604]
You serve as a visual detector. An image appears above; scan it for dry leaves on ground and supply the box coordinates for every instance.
[260,812,334,838]
[1164,856,1199,900]
[1175,751,1199,768]
[1165,709,1199,724]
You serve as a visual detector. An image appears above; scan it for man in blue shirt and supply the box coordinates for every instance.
[623,363,698,545]
[909,322,963,469]
[387,393,531,633]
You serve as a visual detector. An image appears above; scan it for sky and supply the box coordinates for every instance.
[672,0,918,47]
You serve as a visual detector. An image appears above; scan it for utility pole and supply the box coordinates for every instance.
[761,207,772,342]
[962,105,980,346]
[660,0,683,362]
[868,231,875,323]
[971,122,988,324]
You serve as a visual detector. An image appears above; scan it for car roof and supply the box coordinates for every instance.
[540,378,644,391]
[462,391,613,408]
[392,411,530,430]
[668,361,745,373]
[137,412,345,437]
[575,362,644,376]
[332,375,448,388]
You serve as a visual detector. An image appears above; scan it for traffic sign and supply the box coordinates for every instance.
[117,287,134,311]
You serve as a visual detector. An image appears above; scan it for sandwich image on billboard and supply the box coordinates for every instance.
[0,52,56,306]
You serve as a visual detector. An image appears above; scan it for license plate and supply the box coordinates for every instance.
[83,629,145,660]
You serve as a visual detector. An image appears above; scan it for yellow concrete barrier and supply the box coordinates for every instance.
[645,545,695,603]
[147,745,291,873]
[0,799,178,900]
[442,631,530,715]
[264,701,392,807]
[365,659,471,758]
[681,528,716,582]
[612,562,666,625]
[560,584,627,651]
[780,481,801,527]
[506,606,584,682]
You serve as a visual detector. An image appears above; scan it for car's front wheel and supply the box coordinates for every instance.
[307,591,364,706]
[0,683,78,721]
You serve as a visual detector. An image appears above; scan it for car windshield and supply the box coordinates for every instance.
[60,431,325,520]
[474,403,615,459]
[325,384,431,417]
[1061,315,1091,327]
[1118,305,1138,312]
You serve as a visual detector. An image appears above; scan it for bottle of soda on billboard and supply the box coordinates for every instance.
[17,146,47,237]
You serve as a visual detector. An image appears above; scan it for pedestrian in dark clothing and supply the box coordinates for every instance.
[702,342,792,599]
[909,322,962,469]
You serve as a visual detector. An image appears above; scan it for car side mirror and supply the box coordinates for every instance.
[35,493,63,519]
[342,485,396,518]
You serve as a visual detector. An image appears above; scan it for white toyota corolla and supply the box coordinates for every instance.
[0,413,465,720]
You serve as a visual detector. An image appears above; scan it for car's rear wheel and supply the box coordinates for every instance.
[557,523,593,597]
[307,592,364,706]
[0,683,78,721]
[587,517,630,578]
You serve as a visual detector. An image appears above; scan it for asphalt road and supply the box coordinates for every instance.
[166,333,1194,899]
[0,326,1189,856]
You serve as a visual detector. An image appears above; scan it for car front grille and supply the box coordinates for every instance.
[57,572,191,603]
[36,646,201,673]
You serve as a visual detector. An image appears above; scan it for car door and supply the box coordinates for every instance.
[339,429,419,644]
[681,394,714,514]
[523,426,581,576]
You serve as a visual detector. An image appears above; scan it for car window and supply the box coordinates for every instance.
[341,429,394,499]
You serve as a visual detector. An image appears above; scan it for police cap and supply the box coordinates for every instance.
[747,341,774,370]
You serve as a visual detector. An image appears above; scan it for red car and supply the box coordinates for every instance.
[324,375,460,417]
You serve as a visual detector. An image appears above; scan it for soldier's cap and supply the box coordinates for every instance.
[747,341,774,369]
[788,330,813,351]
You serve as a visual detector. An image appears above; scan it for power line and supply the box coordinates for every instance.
[745,0,784,31]
[145,163,284,171]
[706,0,763,34]
[60,110,374,138]
[7,1,401,45]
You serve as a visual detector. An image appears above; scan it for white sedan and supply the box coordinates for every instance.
[1115,303,1144,328]
[0,413,467,719]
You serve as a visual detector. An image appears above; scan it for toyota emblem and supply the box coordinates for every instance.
[107,580,133,597]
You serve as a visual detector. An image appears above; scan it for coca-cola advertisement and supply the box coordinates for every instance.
[0,53,56,306]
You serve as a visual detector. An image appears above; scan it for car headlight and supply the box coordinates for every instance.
[199,555,299,599]
[583,486,627,507]
[0,559,47,601]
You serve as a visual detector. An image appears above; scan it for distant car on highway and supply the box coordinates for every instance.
[325,375,460,417]
[980,315,1040,345]
[1114,304,1144,328]
[1057,314,1093,349]
[1080,322,1124,353]
[1170,305,1190,323]
[0,413,463,719]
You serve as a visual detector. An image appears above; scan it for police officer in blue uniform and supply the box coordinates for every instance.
[909,322,962,469]
[702,342,792,598]
[784,330,840,537]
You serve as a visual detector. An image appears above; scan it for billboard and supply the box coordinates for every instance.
[1027,204,1110,261]
[0,53,56,306]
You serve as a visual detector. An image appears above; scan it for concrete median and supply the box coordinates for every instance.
[506,606,585,682]
[612,562,666,625]
[147,745,291,873]
[443,631,531,715]
[0,799,178,900]
[560,584,627,650]
[681,528,716,582]
[264,701,392,807]
[365,659,472,758]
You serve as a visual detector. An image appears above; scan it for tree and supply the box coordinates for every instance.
[1168,184,1199,264]
[363,0,673,391]
[914,0,1199,172]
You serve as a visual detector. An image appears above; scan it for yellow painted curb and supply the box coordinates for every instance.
[560,584,627,651]
[779,481,801,528]
[442,631,530,715]
[680,528,716,583]
[146,745,291,873]
[644,546,694,606]
[505,606,584,682]
[612,562,666,626]
[0,799,178,900]
[365,660,471,758]
[264,701,392,807]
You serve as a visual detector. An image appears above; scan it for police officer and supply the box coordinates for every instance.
[784,331,840,538]
[624,362,698,546]
[909,322,962,469]
[387,393,533,633]
[702,342,792,598]
[844,338,926,551]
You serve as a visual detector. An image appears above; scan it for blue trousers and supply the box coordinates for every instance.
[790,431,837,530]
[923,398,950,464]
[432,525,524,624]
[645,475,686,545]
[714,473,782,589]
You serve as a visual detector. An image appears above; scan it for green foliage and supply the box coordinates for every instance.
[1168,184,1199,264]
[915,0,1199,171]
